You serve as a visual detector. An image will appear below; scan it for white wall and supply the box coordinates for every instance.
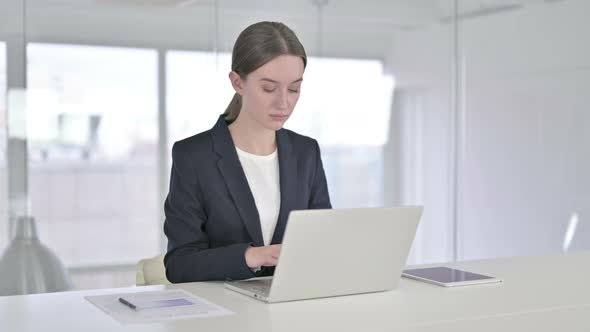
[459,0,590,259]
[389,0,590,261]
[384,16,455,264]
[387,86,455,264]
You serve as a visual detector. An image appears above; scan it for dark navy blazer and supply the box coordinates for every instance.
[163,115,332,283]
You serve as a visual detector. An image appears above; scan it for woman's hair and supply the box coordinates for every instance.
[223,21,307,123]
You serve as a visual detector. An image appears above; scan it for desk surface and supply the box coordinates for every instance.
[1,251,589,332]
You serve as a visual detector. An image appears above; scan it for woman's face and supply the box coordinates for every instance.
[231,55,304,131]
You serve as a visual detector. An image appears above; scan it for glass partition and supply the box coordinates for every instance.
[5,0,584,292]
[0,42,7,251]
[457,0,590,259]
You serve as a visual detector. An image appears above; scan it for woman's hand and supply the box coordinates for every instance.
[245,244,282,269]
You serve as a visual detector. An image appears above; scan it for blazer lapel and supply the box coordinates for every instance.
[211,116,264,246]
[271,129,298,244]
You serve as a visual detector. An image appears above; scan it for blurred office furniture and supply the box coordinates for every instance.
[35,113,102,160]
[3,91,73,296]
[0,216,72,296]
[563,210,588,253]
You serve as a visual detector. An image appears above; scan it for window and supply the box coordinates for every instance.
[26,43,160,271]
[167,51,394,208]
[166,51,233,147]
[288,58,394,207]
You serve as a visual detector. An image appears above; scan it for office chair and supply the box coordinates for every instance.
[136,254,170,286]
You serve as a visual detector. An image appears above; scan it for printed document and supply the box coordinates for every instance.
[85,289,233,324]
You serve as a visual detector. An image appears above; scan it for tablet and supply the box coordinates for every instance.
[402,267,502,287]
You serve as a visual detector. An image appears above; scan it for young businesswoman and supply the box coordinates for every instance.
[163,21,332,283]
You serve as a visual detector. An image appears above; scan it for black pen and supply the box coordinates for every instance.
[118,297,138,311]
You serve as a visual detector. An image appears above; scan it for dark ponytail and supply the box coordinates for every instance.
[224,93,242,123]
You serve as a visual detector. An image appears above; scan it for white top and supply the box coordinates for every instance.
[236,146,281,246]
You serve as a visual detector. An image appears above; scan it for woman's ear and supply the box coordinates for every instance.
[229,71,244,96]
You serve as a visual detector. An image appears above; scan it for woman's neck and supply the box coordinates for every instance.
[228,113,277,156]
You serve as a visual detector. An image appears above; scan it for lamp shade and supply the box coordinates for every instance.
[0,216,72,296]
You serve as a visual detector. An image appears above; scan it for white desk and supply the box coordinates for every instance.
[1,252,589,332]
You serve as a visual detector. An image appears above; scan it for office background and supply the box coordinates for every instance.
[0,0,588,291]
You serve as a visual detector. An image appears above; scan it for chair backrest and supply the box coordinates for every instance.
[136,254,170,286]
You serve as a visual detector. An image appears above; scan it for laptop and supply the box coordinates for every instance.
[224,207,422,303]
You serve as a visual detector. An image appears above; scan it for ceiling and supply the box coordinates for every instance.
[21,0,562,28]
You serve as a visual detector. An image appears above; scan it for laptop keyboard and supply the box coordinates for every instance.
[240,279,272,297]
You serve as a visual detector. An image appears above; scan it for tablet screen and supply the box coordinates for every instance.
[403,267,494,283]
